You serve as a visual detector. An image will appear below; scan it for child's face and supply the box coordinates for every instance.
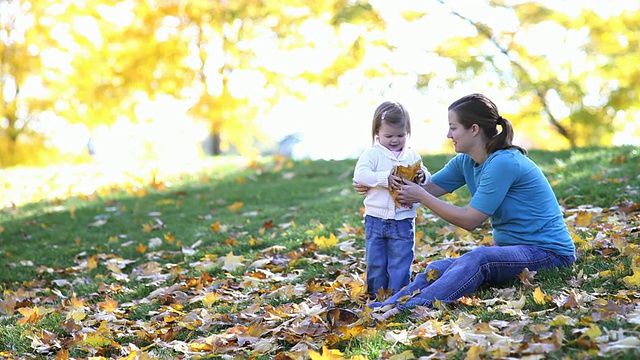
[377,122,407,152]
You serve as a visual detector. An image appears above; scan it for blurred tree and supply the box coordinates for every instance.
[31,0,381,157]
[0,0,57,166]
[159,0,380,155]
[423,0,640,149]
[3,0,638,166]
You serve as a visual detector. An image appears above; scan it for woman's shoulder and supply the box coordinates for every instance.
[487,149,538,174]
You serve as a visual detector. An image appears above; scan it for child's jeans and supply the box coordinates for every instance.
[369,244,576,309]
[365,215,415,297]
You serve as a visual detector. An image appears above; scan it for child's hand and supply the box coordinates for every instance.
[388,174,404,190]
[414,170,424,184]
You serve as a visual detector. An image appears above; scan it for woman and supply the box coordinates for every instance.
[354,93,576,310]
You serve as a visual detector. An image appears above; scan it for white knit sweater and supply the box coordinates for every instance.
[353,142,430,220]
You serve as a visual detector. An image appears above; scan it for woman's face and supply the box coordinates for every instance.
[447,110,475,154]
[377,122,407,152]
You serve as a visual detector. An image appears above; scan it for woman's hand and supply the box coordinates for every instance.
[396,181,427,204]
[353,182,371,195]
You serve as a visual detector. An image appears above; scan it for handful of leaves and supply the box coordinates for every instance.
[390,160,423,207]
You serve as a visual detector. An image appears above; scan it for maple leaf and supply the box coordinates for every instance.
[67,308,87,322]
[426,268,440,282]
[574,210,594,227]
[622,268,640,288]
[136,243,147,253]
[98,296,118,312]
[583,324,603,339]
[164,232,175,243]
[0,293,17,315]
[464,345,483,360]
[314,234,338,249]
[533,287,548,305]
[389,160,423,207]
[222,251,245,272]
[17,306,48,325]
[308,346,345,360]
[518,268,537,289]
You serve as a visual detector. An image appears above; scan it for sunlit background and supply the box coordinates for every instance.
[1,0,639,205]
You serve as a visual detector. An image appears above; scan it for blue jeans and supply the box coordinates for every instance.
[369,245,575,309]
[365,215,415,297]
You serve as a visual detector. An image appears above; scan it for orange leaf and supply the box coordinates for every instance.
[211,221,221,232]
[136,243,147,253]
[70,297,86,309]
[227,202,244,211]
[98,296,118,312]
[17,306,47,325]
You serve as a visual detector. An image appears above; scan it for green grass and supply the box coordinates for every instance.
[1,146,639,359]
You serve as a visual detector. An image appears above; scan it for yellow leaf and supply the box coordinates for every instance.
[550,314,574,326]
[87,255,98,271]
[426,269,440,282]
[201,292,220,307]
[211,221,221,232]
[142,223,152,232]
[574,211,593,227]
[623,269,640,288]
[533,287,547,305]
[314,234,338,249]
[83,333,111,348]
[464,345,483,360]
[154,199,175,205]
[584,324,602,339]
[599,270,612,277]
[67,309,86,322]
[227,202,244,211]
[164,232,175,243]
[308,346,345,360]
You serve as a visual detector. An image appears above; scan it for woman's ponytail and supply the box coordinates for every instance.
[486,116,527,155]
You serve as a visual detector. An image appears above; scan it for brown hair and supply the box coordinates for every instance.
[448,93,527,155]
[371,101,411,144]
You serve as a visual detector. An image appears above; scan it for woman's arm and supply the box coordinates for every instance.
[397,181,489,231]
[354,179,449,198]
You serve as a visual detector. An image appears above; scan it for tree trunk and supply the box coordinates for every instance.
[210,130,221,156]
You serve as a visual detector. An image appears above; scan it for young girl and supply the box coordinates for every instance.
[353,101,430,299]
[356,93,575,310]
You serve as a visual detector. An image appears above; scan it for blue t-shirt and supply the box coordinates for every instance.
[431,149,575,256]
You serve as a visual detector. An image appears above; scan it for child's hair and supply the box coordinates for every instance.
[371,101,411,144]
[448,93,527,155]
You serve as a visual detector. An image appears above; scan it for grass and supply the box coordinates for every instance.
[0,145,639,359]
